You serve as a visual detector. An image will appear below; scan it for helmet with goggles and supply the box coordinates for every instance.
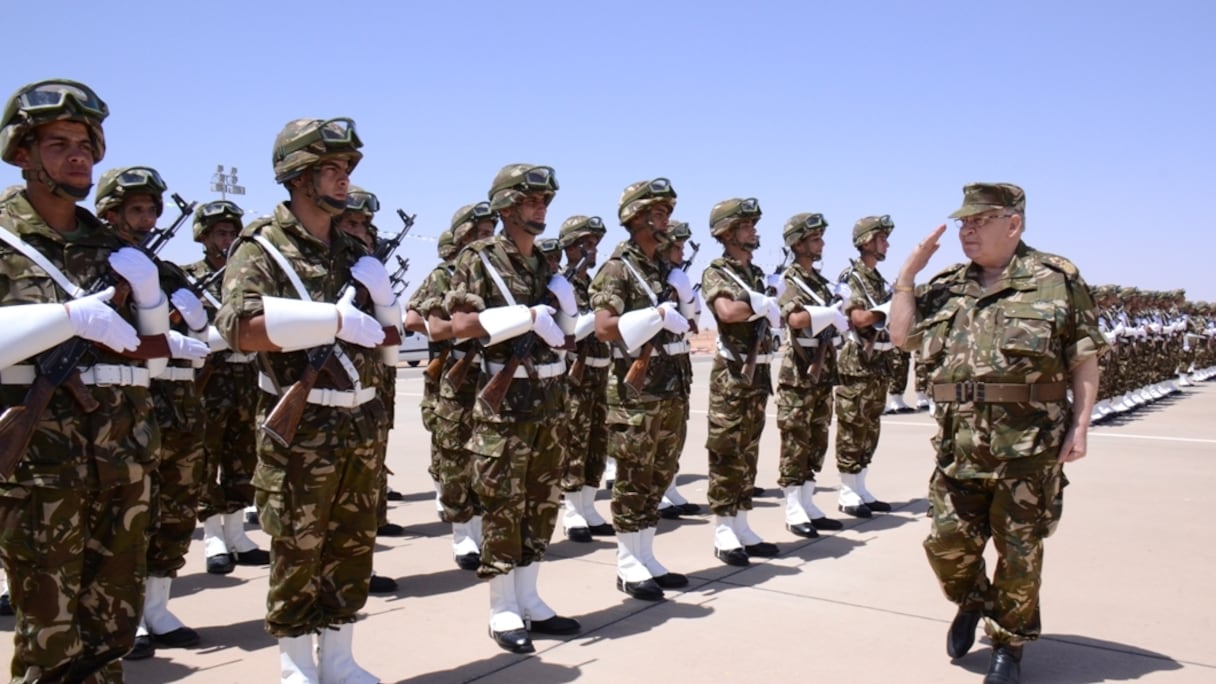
[272,117,362,184]
[345,185,379,216]
[1,79,108,166]
[783,213,828,247]
[192,199,245,242]
[451,201,498,244]
[95,166,167,217]
[558,215,606,249]
[852,214,894,249]
[618,177,676,226]
[488,164,558,212]
[709,197,762,237]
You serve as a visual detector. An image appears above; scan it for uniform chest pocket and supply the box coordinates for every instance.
[917,306,958,366]
[999,304,1055,358]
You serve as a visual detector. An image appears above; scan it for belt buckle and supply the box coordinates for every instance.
[954,382,986,403]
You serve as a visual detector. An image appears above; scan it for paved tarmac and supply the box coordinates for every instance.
[3,363,1214,683]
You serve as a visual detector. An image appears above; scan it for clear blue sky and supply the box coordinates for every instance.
[9,1,1215,300]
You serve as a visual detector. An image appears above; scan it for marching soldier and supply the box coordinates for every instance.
[184,199,271,575]
[94,166,212,661]
[834,215,898,517]
[216,117,398,683]
[590,179,692,600]
[775,213,849,536]
[446,164,579,653]
[701,197,781,566]
[406,202,498,570]
[0,79,168,682]
[557,215,614,542]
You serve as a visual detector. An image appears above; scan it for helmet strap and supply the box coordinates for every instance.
[22,148,90,201]
[307,172,346,217]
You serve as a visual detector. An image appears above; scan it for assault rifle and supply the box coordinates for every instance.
[260,210,413,447]
[189,265,227,394]
[478,249,589,413]
[742,248,791,383]
[0,193,195,478]
[623,245,700,394]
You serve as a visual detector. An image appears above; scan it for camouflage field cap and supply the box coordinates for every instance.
[272,117,363,184]
[1,79,108,165]
[618,177,677,225]
[709,197,762,236]
[948,182,1025,219]
[783,212,828,247]
[488,164,558,212]
[437,229,458,260]
[852,214,894,248]
[451,201,498,244]
[192,199,245,242]
[95,166,167,217]
[345,185,379,216]
[559,215,606,248]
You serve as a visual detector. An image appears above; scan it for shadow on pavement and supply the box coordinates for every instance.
[950,634,1184,683]
[394,652,583,683]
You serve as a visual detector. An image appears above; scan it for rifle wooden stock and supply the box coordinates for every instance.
[425,347,451,383]
[742,319,769,383]
[477,354,521,414]
[381,325,402,348]
[195,360,217,394]
[260,351,353,448]
[0,377,55,478]
[98,334,172,361]
[808,334,830,384]
[624,343,653,395]
[568,345,587,384]
[444,346,478,388]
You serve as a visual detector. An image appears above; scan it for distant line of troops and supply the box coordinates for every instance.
[1,78,1215,684]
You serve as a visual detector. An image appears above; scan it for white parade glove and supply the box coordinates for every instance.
[530,304,566,348]
[748,291,770,321]
[693,290,704,316]
[108,247,162,307]
[835,281,852,302]
[574,312,596,341]
[170,288,207,331]
[765,273,787,298]
[666,268,693,303]
[66,286,140,351]
[350,256,395,307]
[833,302,850,333]
[167,330,209,360]
[207,325,229,352]
[765,296,782,328]
[335,289,386,347]
[547,275,578,317]
[658,302,690,335]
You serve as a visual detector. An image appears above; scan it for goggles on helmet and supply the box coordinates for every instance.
[199,200,244,221]
[623,177,676,206]
[281,117,362,157]
[16,80,108,119]
[519,166,559,192]
[346,192,380,214]
[115,167,166,194]
[537,238,560,253]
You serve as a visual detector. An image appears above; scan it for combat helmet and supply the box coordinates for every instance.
[852,214,894,249]
[95,166,166,217]
[559,215,606,249]
[450,201,497,245]
[618,178,677,226]
[784,213,828,247]
[709,197,762,237]
[272,117,362,184]
[488,164,558,212]
[193,199,245,242]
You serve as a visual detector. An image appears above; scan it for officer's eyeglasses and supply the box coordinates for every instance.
[954,213,1012,231]
[346,193,380,214]
[116,167,167,193]
[17,81,108,118]
[520,166,559,192]
[199,200,244,220]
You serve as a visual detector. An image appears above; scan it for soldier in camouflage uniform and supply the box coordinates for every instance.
[834,215,898,517]
[216,117,399,684]
[0,79,170,683]
[446,164,579,653]
[184,199,272,576]
[94,167,212,661]
[406,202,497,571]
[701,197,781,566]
[335,185,401,594]
[589,179,692,600]
[890,183,1108,684]
[557,215,615,542]
[775,213,849,537]
[656,220,702,520]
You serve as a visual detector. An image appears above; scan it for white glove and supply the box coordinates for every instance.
[666,268,693,303]
[1112,323,1125,337]
[170,288,207,331]
[546,275,578,317]
[658,302,690,335]
[765,273,787,298]
[835,281,852,302]
[108,247,162,307]
[350,256,395,307]
[765,296,782,329]
[833,303,850,333]
[65,287,140,351]
[167,330,209,360]
[530,304,565,348]
[335,289,386,347]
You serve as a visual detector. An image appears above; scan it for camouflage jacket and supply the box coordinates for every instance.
[444,234,564,422]
[567,269,611,387]
[836,259,894,377]
[589,240,684,400]
[0,191,158,488]
[702,254,773,393]
[215,202,386,442]
[904,242,1109,479]
[778,261,839,388]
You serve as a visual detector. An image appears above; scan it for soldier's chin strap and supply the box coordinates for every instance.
[305,172,346,217]
[21,148,91,200]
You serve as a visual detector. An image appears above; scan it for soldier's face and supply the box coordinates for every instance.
[121,194,160,234]
[515,193,548,233]
[204,221,238,258]
[668,239,686,265]
[473,219,496,240]
[337,212,374,249]
[313,158,351,202]
[958,210,1019,267]
[732,220,759,251]
[17,121,95,189]
[864,233,889,261]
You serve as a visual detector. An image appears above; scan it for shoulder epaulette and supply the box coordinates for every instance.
[1030,250,1081,279]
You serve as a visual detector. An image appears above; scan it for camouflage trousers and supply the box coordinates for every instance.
[252,411,381,638]
[924,466,1067,647]
[0,478,151,684]
[431,390,479,524]
[197,359,258,520]
[705,364,769,516]
[607,396,684,532]
[776,380,834,487]
[834,375,886,473]
[147,418,206,578]
[467,416,563,578]
[375,431,392,528]
[888,350,911,394]
[561,368,610,493]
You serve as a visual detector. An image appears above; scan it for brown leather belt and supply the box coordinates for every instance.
[931,381,1068,403]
